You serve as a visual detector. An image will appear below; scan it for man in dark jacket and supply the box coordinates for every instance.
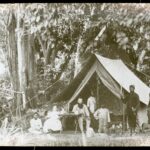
[122,85,140,136]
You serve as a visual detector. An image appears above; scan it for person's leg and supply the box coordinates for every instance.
[124,114,128,131]
[133,114,137,133]
[98,119,101,133]
[60,117,65,131]
[90,113,94,127]
[98,118,104,133]
[102,119,105,133]
[91,113,97,132]
[78,116,84,133]
[128,116,132,136]
[130,127,132,136]
[104,123,108,134]
[85,117,91,131]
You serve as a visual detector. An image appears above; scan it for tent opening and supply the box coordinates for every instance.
[69,72,123,118]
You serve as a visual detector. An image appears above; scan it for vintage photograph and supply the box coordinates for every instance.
[0,3,149,146]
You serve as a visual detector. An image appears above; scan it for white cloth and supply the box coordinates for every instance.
[94,108,110,123]
[28,118,42,134]
[137,108,148,127]
[87,96,96,113]
[43,111,62,133]
[86,127,95,137]
[72,104,90,117]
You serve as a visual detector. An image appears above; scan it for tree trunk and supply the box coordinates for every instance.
[7,10,21,116]
[74,37,82,78]
[49,43,58,67]
[16,4,28,116]
[26,34,39,109]
[45,48,52,65]
[37,33,47,59]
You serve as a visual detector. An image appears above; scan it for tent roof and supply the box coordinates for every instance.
[95,54,150,105]
[51,53,150,107]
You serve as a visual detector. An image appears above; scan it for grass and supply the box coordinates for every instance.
[0,130,150,146]
[1,114,150,146]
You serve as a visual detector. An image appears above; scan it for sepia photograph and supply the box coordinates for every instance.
[0,3,149,146]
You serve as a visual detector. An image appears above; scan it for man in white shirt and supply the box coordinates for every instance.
[94,104,110,133]
[87,91,97,130]
[72,98,90,133]
[28,112,43,134]
[87,92,96,114]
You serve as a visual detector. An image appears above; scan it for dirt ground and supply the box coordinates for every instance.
[3,131,150,146]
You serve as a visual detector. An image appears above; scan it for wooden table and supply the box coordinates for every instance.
[59,113,79,133]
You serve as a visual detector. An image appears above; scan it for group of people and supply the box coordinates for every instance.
[72,85,144,136]
[0,84,145,137]
[28,105,65,134]
[27,91,111,136]
[72,92,111,135]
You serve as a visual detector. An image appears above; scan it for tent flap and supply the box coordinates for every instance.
[96,61,122,99]
[68,61,97,104]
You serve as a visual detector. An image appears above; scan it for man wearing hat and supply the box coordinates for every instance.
[122,85,140,136]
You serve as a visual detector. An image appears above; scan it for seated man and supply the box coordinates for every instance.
[94,104,110,134]
[43,105,63,133]
[28,112,43,134]
[72,98,90,133]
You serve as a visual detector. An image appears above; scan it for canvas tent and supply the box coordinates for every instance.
[51,54,150,112]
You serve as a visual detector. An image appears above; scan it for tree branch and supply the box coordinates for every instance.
[37,33,47,58]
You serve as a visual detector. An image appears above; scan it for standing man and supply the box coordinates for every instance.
[122,85,140,136]
[72,98,90,133]
[87,91,97,130]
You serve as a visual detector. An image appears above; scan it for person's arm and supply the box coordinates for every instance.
[94,99,97,110]
[87,98,90,108]
[72,105,78,115]
[107,109,111,123]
